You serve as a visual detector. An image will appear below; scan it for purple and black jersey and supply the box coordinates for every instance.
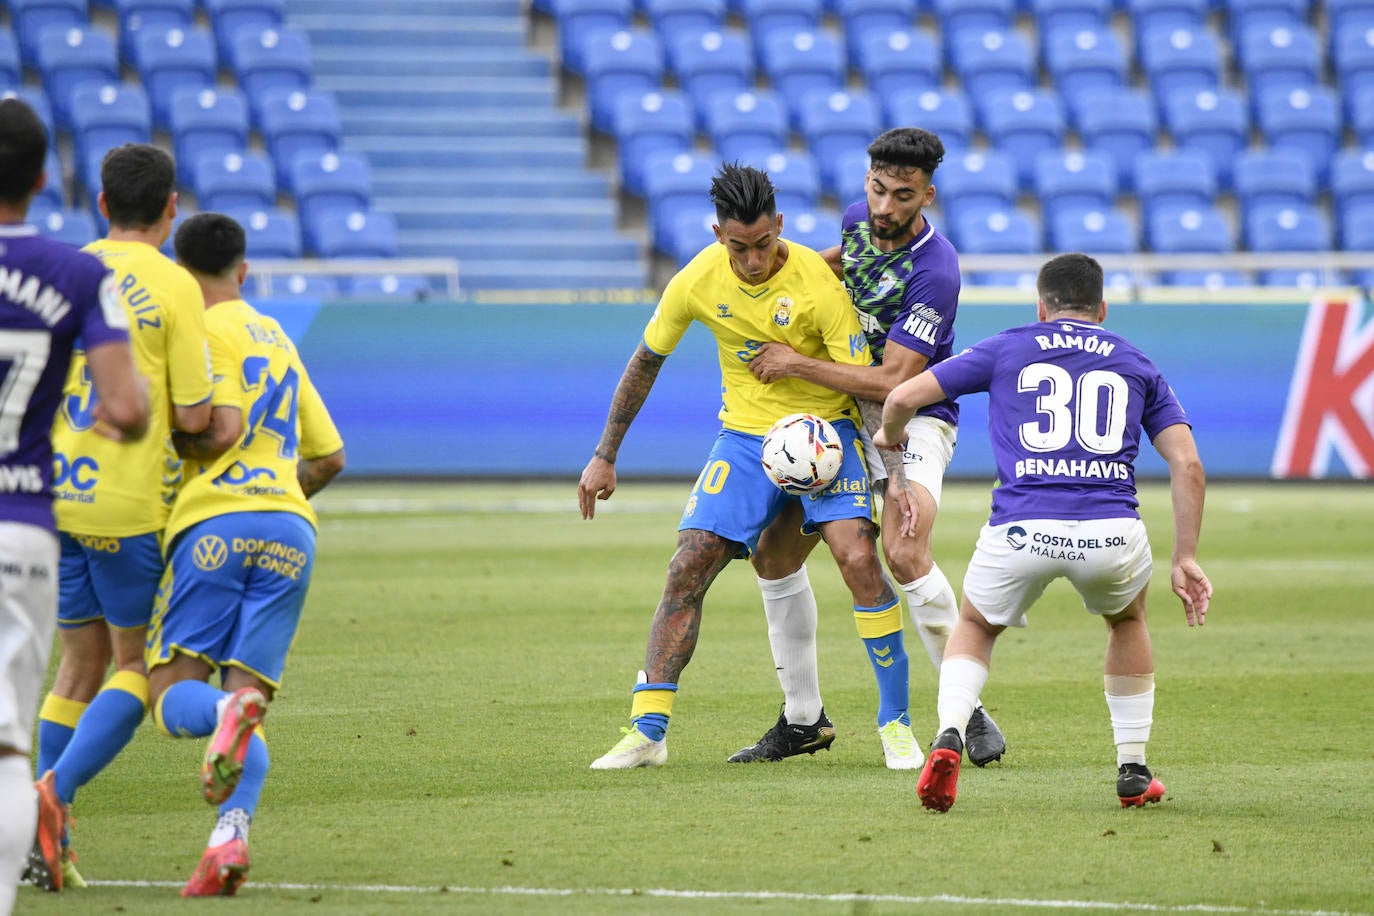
[930,318,1190,525]
[839,200,961,426]
[0,225,125,532]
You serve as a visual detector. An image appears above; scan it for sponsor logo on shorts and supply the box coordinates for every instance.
[233,538,308,581]
[193,535,228,571]
[1006,526,1027,550]
[74,534,121,554]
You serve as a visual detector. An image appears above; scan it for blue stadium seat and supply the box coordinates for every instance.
[1044,27,1127,107]
[1231,147,1317,223]
[758,30,846,125]
[667,30,754,128]
[835,0,919,58]
[36,26,119,127]
[1245,204,1332,251]
[1352,87,1374,146]
[112,0,194,63]
[250,272,337,299]
[739,0,824,49]
[168,86,249,187]
[643,150,717,253]
[1340,208,1374,250]
[0,32,22,90]
[883,88,974,151]
[69,83,151,171]
[345,273,431,299]
[1139,26,1222,110]
[1133,149,1218,214]
[202,0,284,65]
[664,207,719,265]
[736,149,821,213]
[230,27,313,121]
[613,89,694,197]
[1073,87,1157,189]
[36,150,66,208]
[853,29,940,99]
[1030,0,1111,49]
[1163,87,1249,187]
[1330,149,1374,226]
[782,208,841,252]
[10,0,87,66]
[583,29,665,133]
[973,269,1038,289]
[954,207,1039,254]
[796,89,882,192]
[1255,85,1341,182]
[288,149,372,228]
[1329,0,1374,45]
[31,206,98,247]
[951,30,1035,101]
[1257,268,1334,287]
[1049,207,1136,253]
[1126,0,1208,43]
[1237,23,1321,99]
[979,89,1066,189]
[1033,148,1118,222]
[257,87,341,185]
[932,0,1015,49]
[1147,205,1234,252]
[224,206,301,259]
[641,0,725,45]
[551,0,633,75]
[936,150,1018,225]
[704,89,789,162]
[1163,268,1252,287]
[830,146,870,204]
[133,25,216,127]
[194,149,275,211]
[1225,0,1310,42]
[1333,26,1374,119]
[308,208,398,259]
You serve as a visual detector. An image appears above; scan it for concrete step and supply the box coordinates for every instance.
[311,49,551,79]
[289,0,522,16]
[291,16,526,48]
[340,109,583,139]
[371,168,611,199]
[399,230,641,261]
[345,137,587,170]
[383,197,618,232]
[317,76,557,110]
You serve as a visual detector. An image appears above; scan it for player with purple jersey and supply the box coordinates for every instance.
[875,253,1212,812]
[0,97,148,905]
[747,128,1004,771]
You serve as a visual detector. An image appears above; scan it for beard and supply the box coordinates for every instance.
[869,208,916,241]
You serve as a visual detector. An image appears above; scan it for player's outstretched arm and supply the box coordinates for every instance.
[578,343,666,520]
[1154,423,1212,627]
[172,405,242,463]
[749,340,926,402]
[817,244,843,280]
[875,371,947,450]
[85,340,150,441]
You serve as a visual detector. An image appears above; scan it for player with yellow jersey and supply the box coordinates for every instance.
[32,144,213,891]
[579,163,908,769]
[146,213,344,897]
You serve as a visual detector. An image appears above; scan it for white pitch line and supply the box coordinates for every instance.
[83,880,1369,915]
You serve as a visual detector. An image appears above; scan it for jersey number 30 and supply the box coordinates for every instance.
[1018,363,1127,455]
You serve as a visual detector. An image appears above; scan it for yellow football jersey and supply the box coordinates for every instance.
[164,300,343,549]
[643,238,871,435]
[52,239,212,536]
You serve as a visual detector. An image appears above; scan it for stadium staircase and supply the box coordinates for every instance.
[285,0,649,293]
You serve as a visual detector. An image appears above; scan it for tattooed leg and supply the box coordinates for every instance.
[643,529,738,684]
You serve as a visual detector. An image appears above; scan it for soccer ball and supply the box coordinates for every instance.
[760,413,845,495]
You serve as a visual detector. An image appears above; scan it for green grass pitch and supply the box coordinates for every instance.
[18,480,1374,915]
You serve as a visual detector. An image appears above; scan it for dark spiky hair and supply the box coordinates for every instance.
[710,161,776,225]
[867,127,945,177]
[101,144,176,229]
[1037,252,1105,314]
[175,212,246,278]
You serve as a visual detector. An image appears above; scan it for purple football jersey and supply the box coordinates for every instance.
[0,225,126,531]
[839,201,961,426]
[931,318,1190,524]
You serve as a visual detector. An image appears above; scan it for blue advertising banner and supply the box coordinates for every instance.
[258,297,1374,479]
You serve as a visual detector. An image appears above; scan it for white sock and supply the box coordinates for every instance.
[1105,685,1155,767]
[0,754,37,913]
[208,807,252,848]
[901,564,959,671]
[936,656,989,741]
[759,566,823,725]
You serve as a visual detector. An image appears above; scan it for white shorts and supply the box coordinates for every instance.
[861,415,956,506]
[961,517,1153,628]
[0,522,59,754]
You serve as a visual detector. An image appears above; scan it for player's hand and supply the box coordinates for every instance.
[887,483,920,538]
[748,342,800,383]
[578,456,617,519]
[871,428,907,451]
[1171,557,1212,627]
[90,374,151,441]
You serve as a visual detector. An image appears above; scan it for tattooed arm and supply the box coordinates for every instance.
[298,448,345,498]
[577,342,667,519]
[171,406,242,463]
